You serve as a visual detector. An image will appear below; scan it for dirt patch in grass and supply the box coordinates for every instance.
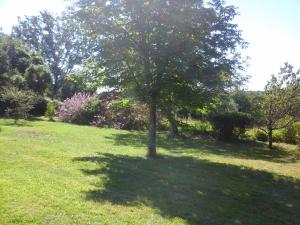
[16,130,47,137]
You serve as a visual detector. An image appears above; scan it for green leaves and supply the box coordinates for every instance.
[73,0,245,100]
[0,86,36,122]
[263,63,300,130]
[0,34,52,95]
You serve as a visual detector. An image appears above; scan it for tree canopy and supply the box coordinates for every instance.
[12,11,94,97]
[0,34,51,94]
[71,0,246,156]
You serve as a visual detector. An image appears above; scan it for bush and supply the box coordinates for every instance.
[45,101,59,121]
[180,120,212,135]
[281,124,300,144]
[159,118,170,131]
[209,112,252,140]
[57,93,151,130]
[91,98,149,130]
[30,96,48,116]
[254,129,268,142]
[105,98,148,130]
[1,89,47,117]
[0,86,36,123]
[249,125,300,144]
[271,130,284,143]
[90,97,113,128]
[76,98,100,124]
[57,92,94,124]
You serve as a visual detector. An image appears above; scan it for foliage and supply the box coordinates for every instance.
[248,129,284,143]
[272,130,284,143]
[92,97,149,130]
[0,34,52,95]
[57,92,94,123]
[0,35,30,77]
[209,112,252,140]
[0,86,36,122]
[232,90,264,123]
[45,101,59,121]
[12,11,93,97]
[253,129,268,142]
[111,100,148,130]
[73,0,246,156]
[25,64,52,94]
[263,63,300,148]
[179,120,213,136]
[248,123,300,144]
[29,96,48,116]
[57,92,150,130]
[77,98,101,125]
[62,59,103,98]
[282,123,300,144]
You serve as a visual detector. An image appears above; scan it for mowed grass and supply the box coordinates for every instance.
[0,118,299,225]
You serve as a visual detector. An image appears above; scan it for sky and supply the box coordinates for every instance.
[0,0,299,91]
[0,0,66,31]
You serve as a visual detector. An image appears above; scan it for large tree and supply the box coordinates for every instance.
[72,0,246,157]
[12,11,94,98]
[263,63,300,148]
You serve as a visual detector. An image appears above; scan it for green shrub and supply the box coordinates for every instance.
[0,86,36,123]
[45,101,58,121]
[77,98,100,124]
[209,112,252,140]
[272,130,284,143]
[249,125,300,144]
[281,124,300,144]
[249,129,284,143]
[159,118,169,131]
[254,130,268,142]
[180,120,212,135]
[92,98,149,130]
[110,98,132,112]
[110,99,148,130]
[30,96,48,116]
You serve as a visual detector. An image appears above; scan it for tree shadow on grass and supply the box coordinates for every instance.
[105,132,299,163]
[74,153,300,225]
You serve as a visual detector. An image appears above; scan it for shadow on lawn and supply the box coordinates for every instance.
[74,153,300,225]
[105,132,299,163]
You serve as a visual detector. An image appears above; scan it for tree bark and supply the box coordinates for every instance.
[268,128,273,149]
[147,96,157,158]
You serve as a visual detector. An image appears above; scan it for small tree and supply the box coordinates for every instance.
[263,63,300,148]
[0,87,36,123]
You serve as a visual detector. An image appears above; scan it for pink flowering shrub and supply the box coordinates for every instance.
[57,92,95,123]
[91,98,149,130]
[58,92,160,130]
[110,103,149,130]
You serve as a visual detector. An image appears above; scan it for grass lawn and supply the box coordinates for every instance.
[0,118,299,225]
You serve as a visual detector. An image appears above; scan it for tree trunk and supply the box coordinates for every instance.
[147,96,157,158]
[268,129,273,149]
